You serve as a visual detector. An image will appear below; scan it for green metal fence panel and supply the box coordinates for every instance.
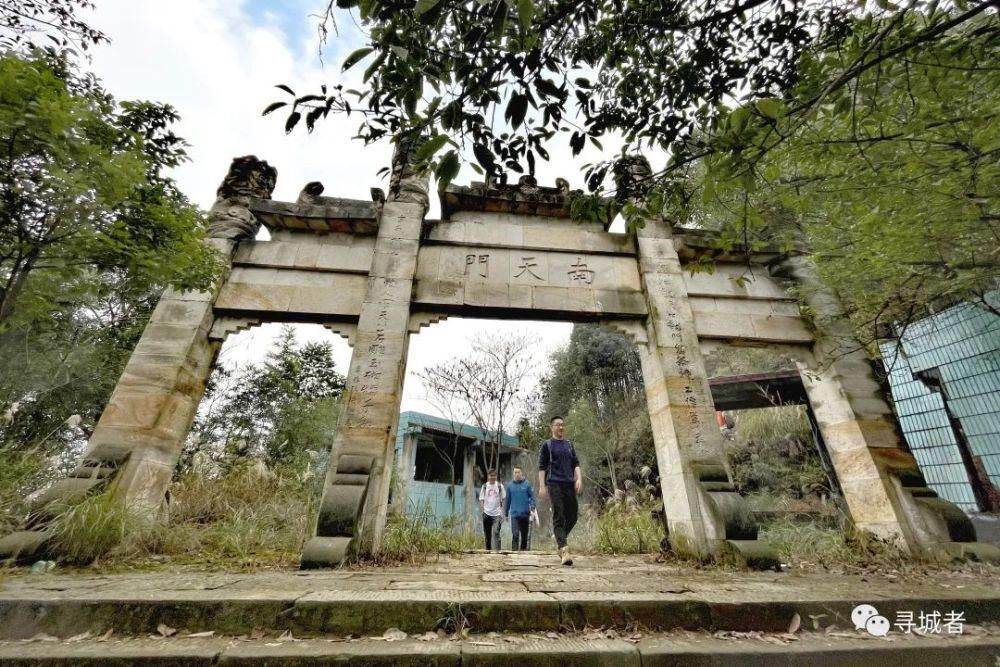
[880,290,1000,513]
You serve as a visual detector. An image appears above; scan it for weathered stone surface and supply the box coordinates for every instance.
[638,635,1000,667]
[441,175,583,219]
[249,196,379,235]
[305,170,428,566]
[0,638,226,666]
[463,639,640,667]
[776,251,979,558]
[3,633,998,667]
[426,211,635,255]
[634,216,769,563]
[4,554,1000,642]
[682,262,790,300]
[207,155,276,240]
[221,639,460,666]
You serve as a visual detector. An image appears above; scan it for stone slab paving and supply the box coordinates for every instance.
[1,553,998,641]
[1,632,999,666]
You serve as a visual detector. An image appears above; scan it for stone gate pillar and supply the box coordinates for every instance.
[301,140,428,567]
[0,156,276,561]
[86,156,275,511]
[772,253,998,560]
[620,158,773,566]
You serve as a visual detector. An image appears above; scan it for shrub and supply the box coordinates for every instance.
[726,405,829,501]
[0,446,51,535]
[591,502,665,554]
[48,492,147,565]
[124,463,317,567]
[376,507,478,564]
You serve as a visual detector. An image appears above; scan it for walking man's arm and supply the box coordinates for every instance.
[570,443,582,495]
[538,440,549,500]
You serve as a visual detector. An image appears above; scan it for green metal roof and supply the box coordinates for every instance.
[398,410,521,449]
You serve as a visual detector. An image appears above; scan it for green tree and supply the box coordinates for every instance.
[534,324,654,496]
[692,12,1000,339]
[0,52,220,483]
[278,2,997,336]
[187,327,346,470]
[1,0,106,52]
[0,52,219,328]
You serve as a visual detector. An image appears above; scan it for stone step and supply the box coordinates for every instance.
[4,588,1000,640]
[5,556,999,645]
[1,633,999,666]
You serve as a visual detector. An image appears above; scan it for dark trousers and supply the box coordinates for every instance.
[510,516,530,551]
[482,514,502,551]
[547,483,578,549]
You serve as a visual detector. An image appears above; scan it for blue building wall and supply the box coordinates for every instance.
[880,292,1000,512]
[403,481,466,526]
[394,411,520,527]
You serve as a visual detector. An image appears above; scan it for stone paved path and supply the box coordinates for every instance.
[3,553,1000,663]
[3,551,999,603]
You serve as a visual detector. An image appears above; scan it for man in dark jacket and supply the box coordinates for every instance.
[504,466,536,551]
[538,415,582,566]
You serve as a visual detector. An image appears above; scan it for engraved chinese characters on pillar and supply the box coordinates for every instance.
[568,257,595,285]
[465,254,489,278]
[659,281,706,447]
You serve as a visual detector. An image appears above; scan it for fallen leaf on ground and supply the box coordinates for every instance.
[545,632,560,639]
[788,613,801,634]
[417,632,439,642]
[156,624,177,638]
[97,630,113,642]
[383,628,407,642]
[66,632,92,643]
[186,631,215,638]
[27,634,59,643]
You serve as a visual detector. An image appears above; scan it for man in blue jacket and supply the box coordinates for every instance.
[538,415,582,566]
[504,465,535,551]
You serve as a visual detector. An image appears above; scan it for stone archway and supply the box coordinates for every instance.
[4,145,996,567]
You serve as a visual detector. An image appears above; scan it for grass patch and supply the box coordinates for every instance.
[48,492,148,565]
[759,515,912,569]
[374,508,478,565]
[575,502,665,555]
[726,405,829,501]
[122,463,316,568]
[0,446,53,535]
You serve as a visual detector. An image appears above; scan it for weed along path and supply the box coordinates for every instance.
[2,553,1000,664]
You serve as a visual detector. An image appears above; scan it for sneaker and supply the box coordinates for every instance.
[559,547,573,566]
